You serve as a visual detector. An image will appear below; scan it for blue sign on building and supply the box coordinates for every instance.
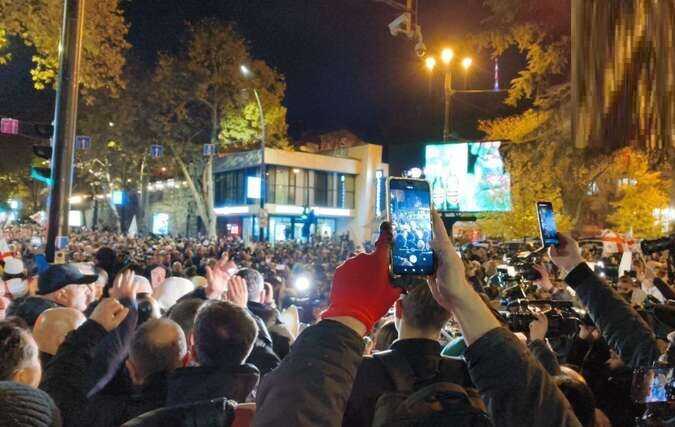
[150,144,163,158]
[75,135,91,150]
[203,144,216,156]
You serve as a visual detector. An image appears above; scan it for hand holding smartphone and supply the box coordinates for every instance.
[536,201,559,248]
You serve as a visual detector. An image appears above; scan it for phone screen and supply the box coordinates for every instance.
[536,201,559,247]
[631,367,674,403]
[388,178,434,276]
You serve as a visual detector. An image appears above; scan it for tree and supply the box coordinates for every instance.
[0,0,130,95]
[604,148,669,238]
[151,19,289,237]
[477,140,572,240]
[76,73,154,232]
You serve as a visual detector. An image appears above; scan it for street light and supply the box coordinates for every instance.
[241,64,267,241]
[462,57,473,89]
[425,56,437,72]
[441,48,454,65]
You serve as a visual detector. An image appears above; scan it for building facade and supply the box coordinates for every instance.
[212,144,389,244]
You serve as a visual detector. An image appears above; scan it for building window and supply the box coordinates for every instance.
[314,171,329,206]
[338,174,355,209]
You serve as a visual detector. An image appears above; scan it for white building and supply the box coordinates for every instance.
[212,144,389,244]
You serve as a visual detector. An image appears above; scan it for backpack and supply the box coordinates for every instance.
[371,350,492,427]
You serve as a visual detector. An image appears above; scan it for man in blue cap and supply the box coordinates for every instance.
[8,264,98,326]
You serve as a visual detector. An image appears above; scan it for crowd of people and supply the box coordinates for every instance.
[0,219,673,426]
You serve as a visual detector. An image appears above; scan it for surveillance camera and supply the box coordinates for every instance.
[388,13,412,37]
[415,41,427,58]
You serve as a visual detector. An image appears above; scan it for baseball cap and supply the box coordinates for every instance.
[3,258,24,276]
[37,264,98,295]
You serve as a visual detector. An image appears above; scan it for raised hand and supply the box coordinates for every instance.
[528,312,549,342]
[226,275,248,308]
[90,298,129,332]
[205,253,234,300]
[548,233,585,275]
[427,210,468,312]
[533,264,554,291]
[109,269,138,301]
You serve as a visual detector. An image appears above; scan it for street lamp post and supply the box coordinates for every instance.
[441,48,454,142]
[425,49,473,142]
[241,65,267,242]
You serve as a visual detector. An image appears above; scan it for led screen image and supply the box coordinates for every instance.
[425,142,512,212]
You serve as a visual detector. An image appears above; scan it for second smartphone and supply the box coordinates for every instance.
[387,177,435,276]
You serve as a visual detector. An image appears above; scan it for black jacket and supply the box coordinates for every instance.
[40,319,107,427]
[565,263,661,366]
[343,338,474,427]
[248,301,291,359]
[255,320,580,427]
[81,372,169,427]
[166,364,260,406]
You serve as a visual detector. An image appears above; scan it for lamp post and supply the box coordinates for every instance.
[241,64,267,241]
[440,48,454,142]
[425,48,475,142]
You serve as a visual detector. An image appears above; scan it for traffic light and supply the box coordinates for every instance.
[31,145,52,186]
[30,167,52,186]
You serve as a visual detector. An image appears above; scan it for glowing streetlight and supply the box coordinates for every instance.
[240,64,251,77]
[425,56,437,72]
[461,57,473,70]
[441,48,454,65]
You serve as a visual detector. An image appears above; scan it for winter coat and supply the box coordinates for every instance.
[166,364,260,406]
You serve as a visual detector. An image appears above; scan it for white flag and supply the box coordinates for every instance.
[128,215,138,238]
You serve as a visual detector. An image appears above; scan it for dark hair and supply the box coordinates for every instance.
[0,321,36,381]
[235,268,264,301]
[373,320,398,352]
[193,301,258,367]
[167,298,204,338]
[555,375,596,427]
[129,318,186,380]
[400,285,451,332]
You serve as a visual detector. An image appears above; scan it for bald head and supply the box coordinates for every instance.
[33,308,86,355]
[127,318,186,384]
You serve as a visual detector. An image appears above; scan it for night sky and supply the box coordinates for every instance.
[1,0,521,173]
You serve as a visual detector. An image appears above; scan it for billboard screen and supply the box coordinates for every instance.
[425,141,511,212]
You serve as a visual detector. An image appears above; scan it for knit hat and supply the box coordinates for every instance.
[0,381,62,426]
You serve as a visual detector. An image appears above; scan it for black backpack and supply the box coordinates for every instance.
[371,350,492,427]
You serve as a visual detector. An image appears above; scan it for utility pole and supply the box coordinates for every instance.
[443,67,453,142]
[45,0,86,262]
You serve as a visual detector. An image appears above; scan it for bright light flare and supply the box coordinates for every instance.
[425,56,436,71]
[462,57,473,70]
[441,48,454,64]
[294,276,311,292]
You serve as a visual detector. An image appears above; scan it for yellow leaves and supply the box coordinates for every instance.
[478,109,551,143]
[605,148,669,238]
[1,0,130,94]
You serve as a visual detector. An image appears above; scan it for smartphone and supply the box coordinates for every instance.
[387,178,434,276]
[631,367,674,403]
[536,201,559,248]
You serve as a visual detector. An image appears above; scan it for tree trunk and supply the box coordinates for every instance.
[174,153,215,238]
[137,156,148,234]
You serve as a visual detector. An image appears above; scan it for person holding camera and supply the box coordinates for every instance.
[254,214,580,426]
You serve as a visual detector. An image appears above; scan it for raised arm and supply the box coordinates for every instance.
[255,225,401,427]
[550,234,661,367]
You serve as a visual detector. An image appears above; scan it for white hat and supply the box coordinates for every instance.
[153,277,195,311]
[133,275,153,294]
[5,278,28,298]
[3,258,24,276]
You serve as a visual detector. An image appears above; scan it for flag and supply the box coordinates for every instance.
[128,215,138,238]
